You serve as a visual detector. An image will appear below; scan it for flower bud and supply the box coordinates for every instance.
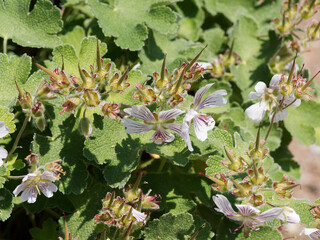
[36,80,54,99]
[78,117,93,138]
[83,90,100,108]
[273,175,298,199]
[102,103,120,119]
[35,116,46,131]
[61,97,82,114]
[248,167,268,186]
[25,153,39,165]
[221,149,247,173]
[249,193,265,207]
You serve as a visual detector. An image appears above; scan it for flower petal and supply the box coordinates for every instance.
[278,207,300,224]
[39,182,58,198]
[194,83,214,107]
[212,194,237,216]
[0,147,8,160]
[255,82,267,94]
[121,119,153,134]
[197,90,227,110]
[41,171,57,181]
[150,129,174,144]
[159,109,184,121]
[301,228,320,240]
[13,182,29,197]
[270,74,282,89]
[132,208,147,222]
[21,186,38,203]
[124,105,155,122]
[193,114,215,141]
[269,109,288,123]
[166,123,193,151]
[245,102,267,123]
[256,207,283,221]
[0,122,9,138]
[235,204,260,216]
[183,109,197,123]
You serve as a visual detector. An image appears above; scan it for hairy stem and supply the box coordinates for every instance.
[3,37,7,54]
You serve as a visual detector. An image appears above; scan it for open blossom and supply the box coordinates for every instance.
[213,194,283,236]
[245,74,300,123]
[0,122,9,166]
[13,171,58,203]
[301,228,320,240]
[182,83,227,142]
[278,206,300,224]
[132,208,147,222]
[121,105,192,150]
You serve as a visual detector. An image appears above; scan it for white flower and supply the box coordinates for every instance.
[269,93,301,122]
[121,105,192,150]
[0,121,9,167]
[213,194,283,236]
[183,83,227,142]
[278,206,300,224]
[300,228,320,240]
[13,171,58,203]
[132,208,147,222]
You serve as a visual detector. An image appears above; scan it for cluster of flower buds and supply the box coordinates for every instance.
[35,40,129,137]
[16,82,48,131]
[94,174,160,239]
[133,47,209,107]
[12,152,64,203]
[273,175,298,199]
[209,48,241,80]
[300,205,320,239]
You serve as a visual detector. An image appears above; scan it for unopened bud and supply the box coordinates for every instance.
[35,116,46,131]
[83,90,100,108]
[78,117,93,138]
[25,153,39,165]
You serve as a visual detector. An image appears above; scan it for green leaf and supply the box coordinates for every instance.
[32,106,88,195]
[88,0,178,50]
[235,226,282,240]
[0,106,15,133]
[166,190,196,214]
[205,155,227,177]
[52,36,107,78]
[0,188,14,221]
[107,70,145,105]
[0,0,62,48]
[202,28,226,58]
[29,218,58,240]
[139,30,202,75]
[60,26,86,54]
[284,100,320,146]
[144,212,213,240]
[83,116,141,188]
[63,184,106,240]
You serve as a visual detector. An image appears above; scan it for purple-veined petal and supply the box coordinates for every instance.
[159,109,185,121]
[235,204,260,217]
[41,171,57,182]
[245,102,267,123]
[166,123,193,151]
[197,90,227,110]
[212,194,237,216]
[39,182,58,198]
[193,114,215,141]
[256,207,283,221]
[194,83,214,107]
[269,109,288,123]
[301,228,320,240]
[22,173,37,182]
[277,207,300,224]
[121,119,154,134]
[13,182,29,197]
[184,109,197,123]
[0,147,8,160]
[150,128,175,144]
[21,186,38,203]
[0,159,2,167]
[0,122,9,138]
[132,208,147,222]
[125,105,155,122]
[270,74,282,89]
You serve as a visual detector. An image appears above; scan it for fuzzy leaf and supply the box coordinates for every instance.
[52,36,107,78]
[0,106,15,133]
[235,226,282,240]
[29,218,58,240]
[83,116,141,188]
[88,0,178,50]
[60,26,86,54]
[0,0,62,48]
[0,188,14,221]
[284,100,320,146]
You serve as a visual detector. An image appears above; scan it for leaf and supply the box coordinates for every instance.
[83,116,141,188]
[63,184,106,240]
[52,36,107,78]
[32,106,88,195]
[29,218,58,240]
[139,30,202,75]
[166,190,196,214]
[0,188,14,221]
[235,226,282,240]
[60,26,86,54]
[144,212,213,240]
[202,28,226,59]
[0,106,15,133]
[88,0,178,50]
[205,155,227,177]
[284,100,320,146]
[0,0,62,48]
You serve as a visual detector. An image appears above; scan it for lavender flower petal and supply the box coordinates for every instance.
[121,119,154,134]
[194,83,214,107]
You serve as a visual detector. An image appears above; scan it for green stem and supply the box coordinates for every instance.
[157,157,166,172]
[6,116,29,161]
[265,112,276,143]
[5,175,25,179]
[3,37,7,54]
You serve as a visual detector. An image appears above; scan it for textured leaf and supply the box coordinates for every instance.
[0,0,62,48]
[0,106,15,133]
[144,212,213,240]
[32,106,88,195]
[29,218,58,240]
[52,36,107,78]
[83,116,141,188]
[202,28,226,58]
[63,184,106,240]
[205,155,227,177]
[235,226,282,240]
[60,26,86,54]
[0,188,14,221]
[89,0,178,50]
[284,100,320,146]
[166,190,196,214]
